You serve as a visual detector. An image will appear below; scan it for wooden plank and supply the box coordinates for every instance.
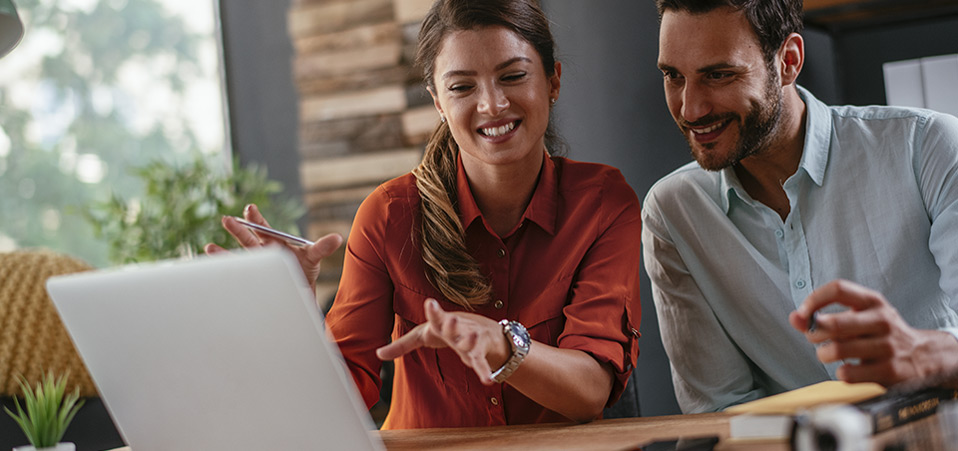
[300,85,407,122]
[300,148,422,191]
[295,66,412,97]
[292,22,401,54]
[401,105,439,145]
[300,115,405,158]
[293,42,403,80]
[394,0,434,24]
[305,185,380,209]
[804,0,868,11]
[288,0,394,38]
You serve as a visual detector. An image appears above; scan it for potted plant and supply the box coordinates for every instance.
[4,372,85,451]
[83,153,305,264]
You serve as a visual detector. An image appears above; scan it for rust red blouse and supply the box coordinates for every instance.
[325,154,642,429]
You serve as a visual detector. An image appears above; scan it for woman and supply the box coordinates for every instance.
[210,0,641,429]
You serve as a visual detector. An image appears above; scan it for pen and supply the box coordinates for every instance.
[230,216,314,247]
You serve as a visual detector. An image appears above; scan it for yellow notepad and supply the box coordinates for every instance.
[726,381,887,415]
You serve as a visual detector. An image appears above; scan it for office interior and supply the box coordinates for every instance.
[2,0,958,449]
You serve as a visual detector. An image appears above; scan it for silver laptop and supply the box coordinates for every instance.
[46,247,383,451]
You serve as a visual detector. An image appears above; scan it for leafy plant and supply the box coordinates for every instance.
[83,153,306,264]
[3,373,85,448]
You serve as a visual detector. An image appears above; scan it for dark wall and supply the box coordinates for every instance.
[541,0,689,416]
[219,0,304,228]
[823,16,958,106]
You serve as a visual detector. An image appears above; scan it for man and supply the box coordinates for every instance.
[642,0,958,413]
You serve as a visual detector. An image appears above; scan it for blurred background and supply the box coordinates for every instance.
[1,0,957,418]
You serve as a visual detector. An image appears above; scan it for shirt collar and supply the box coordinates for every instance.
[455,151,558,236]
[797,85,831,187]
[718,85,832,213]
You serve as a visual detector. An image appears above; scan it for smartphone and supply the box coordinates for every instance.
[633,436,719,451]
[230,216,314,247]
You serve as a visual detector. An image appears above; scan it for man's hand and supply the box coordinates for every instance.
[376,299,511,385]
[789,279,958,386]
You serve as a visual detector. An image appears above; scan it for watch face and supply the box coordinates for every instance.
[508,322,530,350]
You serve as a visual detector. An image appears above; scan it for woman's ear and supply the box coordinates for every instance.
[427,86,446,122]
[550,61,562,102]
[780,33,804,86]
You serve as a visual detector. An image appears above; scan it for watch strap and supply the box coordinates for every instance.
[490,319,530,383]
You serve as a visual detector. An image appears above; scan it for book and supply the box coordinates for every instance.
[726,381,958,440]
[854,386,958,433]
[726,381,886,440]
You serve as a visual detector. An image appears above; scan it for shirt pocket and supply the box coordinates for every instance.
[392,283,475,390]
[514,277,571,346]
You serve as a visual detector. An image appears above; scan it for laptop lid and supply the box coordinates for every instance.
[46,247,383,451]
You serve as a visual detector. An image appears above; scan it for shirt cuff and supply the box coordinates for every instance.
[940,327,958,343]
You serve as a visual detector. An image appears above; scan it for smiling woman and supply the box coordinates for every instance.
[0,0,227,267]
[215,0,644,430]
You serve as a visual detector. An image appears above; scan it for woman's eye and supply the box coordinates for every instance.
[502,72,526,82]
[448,84,472,92]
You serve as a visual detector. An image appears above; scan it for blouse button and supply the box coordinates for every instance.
[490,397,499,406]
[497,248,506,258]
[494,299,504,309]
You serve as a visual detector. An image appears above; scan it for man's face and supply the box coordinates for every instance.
[657,7,784,171]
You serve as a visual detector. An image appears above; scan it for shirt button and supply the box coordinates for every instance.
[775,229,784,238]
[494,299,504,309]
[497,248,506,258]
[490,397,499,406]
[796,279,806,289]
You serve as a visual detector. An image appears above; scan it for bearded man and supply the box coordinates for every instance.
[643,0,958,413]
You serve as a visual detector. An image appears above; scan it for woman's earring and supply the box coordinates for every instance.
[550,98,556,105]
[440,115,446,123]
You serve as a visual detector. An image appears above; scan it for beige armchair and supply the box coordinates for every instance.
[0,249,97,397]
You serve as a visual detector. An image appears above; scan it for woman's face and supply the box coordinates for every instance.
[429,26,560,170]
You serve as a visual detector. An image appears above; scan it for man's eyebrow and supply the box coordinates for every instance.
[696,63,737,73]
[441,57,533,80]
[656,62,739,73]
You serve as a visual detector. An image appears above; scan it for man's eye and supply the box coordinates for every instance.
[707,72,732,80]
[663,71,682,81]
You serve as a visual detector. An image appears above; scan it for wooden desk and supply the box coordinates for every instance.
[108,411,944,450]
[379,412,944,451]
[380,412,744,451]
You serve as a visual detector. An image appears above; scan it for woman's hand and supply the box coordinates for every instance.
[376,299,511,385]
[204,203,343,291]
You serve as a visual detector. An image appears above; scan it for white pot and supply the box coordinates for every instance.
[12,443,75,451]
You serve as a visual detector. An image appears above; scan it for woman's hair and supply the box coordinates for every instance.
[655,0,804,68]
[411,0,559,309]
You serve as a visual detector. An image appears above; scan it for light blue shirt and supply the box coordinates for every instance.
[642,86,958,413]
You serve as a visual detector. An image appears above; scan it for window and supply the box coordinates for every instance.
[0,0,227,267]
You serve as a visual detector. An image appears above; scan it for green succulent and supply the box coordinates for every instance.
[4,373,85,448]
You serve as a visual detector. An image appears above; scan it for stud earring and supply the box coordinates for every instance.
[550,98,556,105]
[440,115,446,123]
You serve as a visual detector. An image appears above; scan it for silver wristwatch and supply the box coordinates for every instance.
[490,319,530,383]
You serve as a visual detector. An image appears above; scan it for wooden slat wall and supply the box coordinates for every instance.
[288,0,436,305]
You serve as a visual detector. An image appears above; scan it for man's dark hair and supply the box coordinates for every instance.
[655,0,804,65]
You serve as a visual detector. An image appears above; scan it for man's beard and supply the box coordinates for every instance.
[680,76,784,172]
